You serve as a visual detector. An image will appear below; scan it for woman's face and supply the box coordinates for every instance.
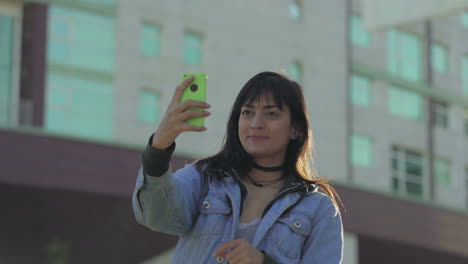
[238,94,293,165]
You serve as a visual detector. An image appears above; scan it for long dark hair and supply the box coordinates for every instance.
[196,71,341,211]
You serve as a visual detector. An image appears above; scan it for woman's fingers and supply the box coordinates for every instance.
[214,239,243,258]
[178,109,211,122]
[174,99,211,113]
[170,75,194,106]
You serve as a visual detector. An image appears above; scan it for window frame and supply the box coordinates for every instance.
[0,2,22,127]
[391,145,425,199]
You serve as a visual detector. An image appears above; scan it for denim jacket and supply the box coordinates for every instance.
[132,162,343,264]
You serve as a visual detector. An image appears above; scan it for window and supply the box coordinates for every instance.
[183,32,202,65]
[48,6,115,72]
[465,167,468,209]
[391,146,424,198]
[431,43,448,73]
[462,12,468,28]
[140,23,160,57]
[289,0,302,21]
[388,85,422,120]
[0,15,13,126]
[45,74,113,140]
[46,7,115,140]
[464,110,468,136]
[350,134,373,168]
[388,29,422,82]
[289,61,302,82]
[350,74,371,106]
[432,101,449,129]
[462,55,468,95]
[434,158,451,187]
[350,15,372,47]
[138,90,160,124]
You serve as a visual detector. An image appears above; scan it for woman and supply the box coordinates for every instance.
[132,72,343,264]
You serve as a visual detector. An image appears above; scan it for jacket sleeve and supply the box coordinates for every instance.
[132,137,206,236]
[301,204,343,264]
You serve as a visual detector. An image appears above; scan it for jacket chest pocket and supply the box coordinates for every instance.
[191,191,232,237]
[268,213,311,259]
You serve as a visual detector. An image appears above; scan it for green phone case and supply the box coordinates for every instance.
[180,73,207,127]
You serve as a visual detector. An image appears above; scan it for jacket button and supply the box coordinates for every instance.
[294,220,302,229]
[203,201,210,209]
[216,256,224,263]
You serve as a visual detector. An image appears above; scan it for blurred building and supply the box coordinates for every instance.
[1,0,467,263]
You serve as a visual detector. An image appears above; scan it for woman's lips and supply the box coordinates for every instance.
[248,136,269,141]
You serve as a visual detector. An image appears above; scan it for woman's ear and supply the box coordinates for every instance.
[290,128,298,140]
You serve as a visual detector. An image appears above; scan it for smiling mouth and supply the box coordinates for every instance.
[248,136,269,141]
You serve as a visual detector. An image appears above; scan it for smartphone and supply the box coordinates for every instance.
[180,73,208,127]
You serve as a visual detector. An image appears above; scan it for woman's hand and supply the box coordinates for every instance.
[214,239,264,264]
[152,76,211,149]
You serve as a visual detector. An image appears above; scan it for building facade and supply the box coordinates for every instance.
[1,0,467,263]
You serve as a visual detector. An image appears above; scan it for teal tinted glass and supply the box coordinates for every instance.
[388,29,421,82]
[462,12,468,28]
[48,6,115,72]
[389,86,422,120]
[434,158,451,186]
[289,62,302,82]
[141,24,160,57]
[351,15,371,46]
[351,134,373,167]
[45,74,113,140]
[183,32,202,65]
[289,0,301,20]
[431,43,448,73]
[350,74,371,106]
[138,90,160,124]
[0,15,13,126]
[463,55,468,95]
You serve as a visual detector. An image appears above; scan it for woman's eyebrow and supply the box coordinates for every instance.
[242,104,281,110]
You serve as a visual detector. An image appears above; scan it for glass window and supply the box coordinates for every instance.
[391,146,424,198]
[432,101,449,129]
[0,15,14,126]
[289,0,302,20]
[464,110,468,136]
[289,61,302,82]
[465,167,468,209]
[388,85,422,120]
[140,23,160,57]
[45,74,114,140]
[462,55,468,95]
[431,43,448,73]
[351,134,373,168]
[434,158,451,187]
[350,74,371,106]
[48,6,115,72]
[183,32,202,65]
[462,12,468,28]
[388,29,422,82]
[138,90,160,124]
[350,15,372,47]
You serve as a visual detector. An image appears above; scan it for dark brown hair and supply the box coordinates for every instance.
[196,71,342,211]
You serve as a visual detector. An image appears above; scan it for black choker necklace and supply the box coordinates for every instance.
[252,162,285,172]
[245,173,285,187]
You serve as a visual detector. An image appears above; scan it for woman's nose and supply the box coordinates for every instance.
[250,115,265,128]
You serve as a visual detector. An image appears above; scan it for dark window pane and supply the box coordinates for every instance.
[392,177,399,192]
[406,181,423,197]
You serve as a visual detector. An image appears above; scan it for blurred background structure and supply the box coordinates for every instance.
[1,0,468,263]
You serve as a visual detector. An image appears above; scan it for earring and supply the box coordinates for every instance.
[290,132,298,140]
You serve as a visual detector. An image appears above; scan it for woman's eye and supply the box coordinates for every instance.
[267,112,278,117]
[241,110,252,116]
